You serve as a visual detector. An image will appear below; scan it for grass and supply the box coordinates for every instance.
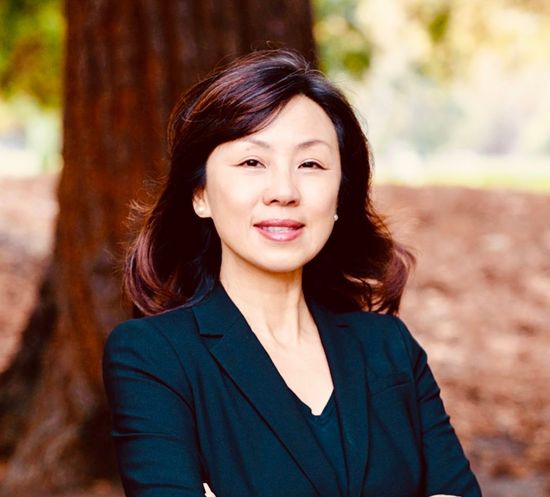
[374,153,550,193]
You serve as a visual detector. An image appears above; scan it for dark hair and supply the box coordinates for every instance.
[123,49,414,316]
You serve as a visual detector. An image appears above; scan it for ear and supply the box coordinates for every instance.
[192,188,211,218]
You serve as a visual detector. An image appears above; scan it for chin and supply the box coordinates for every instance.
[252,255,316,275]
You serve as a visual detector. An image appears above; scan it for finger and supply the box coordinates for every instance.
[203,482,217,497]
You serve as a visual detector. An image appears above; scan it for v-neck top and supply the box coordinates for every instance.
[289,389,348,496]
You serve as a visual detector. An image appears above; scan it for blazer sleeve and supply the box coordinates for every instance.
[102,319,206,497]
[393,317,483,497]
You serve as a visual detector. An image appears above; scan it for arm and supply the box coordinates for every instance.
[102,319,206,497]
[394,317,483,497]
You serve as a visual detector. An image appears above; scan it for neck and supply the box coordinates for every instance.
[219,259,313,346]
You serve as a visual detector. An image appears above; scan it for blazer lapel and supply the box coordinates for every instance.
[192,284,341,497]
[306,298,370,497]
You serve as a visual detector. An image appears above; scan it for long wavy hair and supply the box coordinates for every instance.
[123,49,414,316]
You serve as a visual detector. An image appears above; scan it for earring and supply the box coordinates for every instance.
[333,213,339,221]
[195,205,205,215]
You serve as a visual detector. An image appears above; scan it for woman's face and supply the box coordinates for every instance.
[193,95,341,277]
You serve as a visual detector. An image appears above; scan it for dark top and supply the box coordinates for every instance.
[291,389,348,496]
[103,283,483,497]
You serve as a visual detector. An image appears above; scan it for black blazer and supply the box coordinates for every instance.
[103,283,482,497]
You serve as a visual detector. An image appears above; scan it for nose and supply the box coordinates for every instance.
[262,166,300,206]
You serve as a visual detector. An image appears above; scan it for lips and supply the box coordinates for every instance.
[254,219,304,229]
[253,219,304,242]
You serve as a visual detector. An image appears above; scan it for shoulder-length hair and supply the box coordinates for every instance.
[123,49,414,316]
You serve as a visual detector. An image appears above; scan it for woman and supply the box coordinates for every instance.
[102,50,482,497]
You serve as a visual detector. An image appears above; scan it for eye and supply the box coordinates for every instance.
[299,160,324,169]
[238,158,264,168]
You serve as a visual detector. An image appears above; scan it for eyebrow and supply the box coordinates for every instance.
[242,138,331,150]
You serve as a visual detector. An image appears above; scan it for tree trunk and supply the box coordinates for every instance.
[0,0,315,493]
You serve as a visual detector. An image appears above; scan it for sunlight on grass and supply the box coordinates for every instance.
[374,152,550,193]
[0,97,61,176]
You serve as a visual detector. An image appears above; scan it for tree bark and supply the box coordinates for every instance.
[0,0,315,492]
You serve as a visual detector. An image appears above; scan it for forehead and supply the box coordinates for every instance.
[235,95,338,148]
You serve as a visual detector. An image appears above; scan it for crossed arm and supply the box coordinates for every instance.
[203,483,460,496]
[103,315,478,497]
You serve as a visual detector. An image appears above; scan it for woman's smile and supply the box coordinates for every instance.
[254,219,305,242]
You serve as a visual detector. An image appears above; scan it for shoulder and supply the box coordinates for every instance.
[103,305,201,362]
[340,309,413,344]
[102,306,202,395]
[337,309,423,374]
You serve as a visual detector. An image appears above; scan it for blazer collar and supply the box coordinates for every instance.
[192,283,370,497]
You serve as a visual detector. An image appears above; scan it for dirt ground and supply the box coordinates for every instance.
[0,174,548,497]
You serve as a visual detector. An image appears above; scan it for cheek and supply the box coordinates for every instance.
[206,181,256,229]
[306,182,339,216]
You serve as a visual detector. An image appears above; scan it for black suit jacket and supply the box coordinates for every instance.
[103,283,482,497]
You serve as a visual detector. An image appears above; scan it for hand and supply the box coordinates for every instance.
[203,482,217,497]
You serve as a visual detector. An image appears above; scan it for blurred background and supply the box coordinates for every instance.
[0,1,548,496]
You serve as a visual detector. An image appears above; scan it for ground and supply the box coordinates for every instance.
[0,174,548,497]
